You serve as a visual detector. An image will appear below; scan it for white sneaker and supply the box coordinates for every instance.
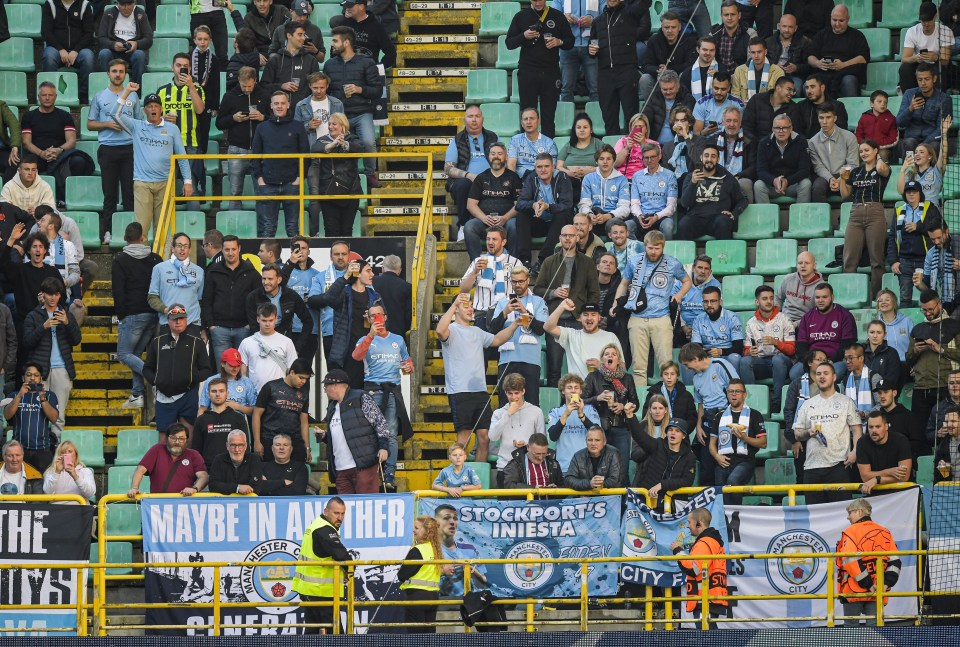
[456,226,465,242]
[102,231,112,245]
[121,394,144,409]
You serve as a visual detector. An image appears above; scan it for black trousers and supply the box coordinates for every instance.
[912,386,946,455]
[598,65,639,136]
[518,65,562,138]
[98,144,134,237]
[545,319,580,388]
[804,462,853,505]
[511,209,572,266]
[190,11,229,66]
[320,199,360,237]
[448,177,473,229]
[738,0,775,38]
[497,361,542,407]
[677,212,735,240]
[401,588,439,633]
[300,594,341,634]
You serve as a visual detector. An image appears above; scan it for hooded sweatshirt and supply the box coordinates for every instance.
[0,175,55,215]
[250,113,309,185]
[578,168,630,219]
[488,401,546,469]
[775,270,823,323]
[260,45,319,104]
[111,243,163,320]
[882,312,914,361]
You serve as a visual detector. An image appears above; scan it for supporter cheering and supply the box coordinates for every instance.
[260,433,309,496]
[548,373,601,473]
[2,363,60,472]
[740,285,796,413]
[501,432,564,489]
[898,123,951,206]
[564,426,624,489]
[625,405,696,502]
[489,374,545,480]
[2,227,65,329]
[583,343,638,473]
[544,299,620,383]
[459,225,523,333]
[127,423,209,497]
[191,378,251,468]
[489,266,548,405]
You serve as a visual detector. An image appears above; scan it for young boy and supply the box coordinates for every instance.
[855,90,898,162]
[546,374,602,473]
[432,443,483,496]
[191,25,220,163]
[225,28,263,92]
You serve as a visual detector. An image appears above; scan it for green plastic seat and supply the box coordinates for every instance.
[721,275,764,311]
[219,175,257,210]
[139,72,171,97]
[916,455,934,488]
[479,102,520,138]
[465,461,491,489]
[60,429,105,468]
[584,100,605,137]
[89,542,135,580]
[883,166,903,202]
[601,135,622,147]
[861,28,892,62]
[466,69,509,104]
[539,386,561,416]
[881,272,920,303]
[216,209,258,237]
[115,428,158,466]
[862,63,899,97]
[901,307,924,325]
[175,176,213,211]
[310,4,339,36]
[6,5,41,38]
[105,503,142,537]
[877,0,916,28]
[36,71,79,107]
[745,384,770,416]
[665,240,695,265]
[835,202,853,235]
[704,239,747,276]
[0,38,36,73]
[64,211,101,249]
[79,106,97,140]
[148,37,190,72]
[107,465,151,494]
[771,385,788,422]
[846,0,874,28]
[763,457,796,486]
[733,204,779,240]
[751,238,799,275]
[805,237,844,274]
[756,421,781,460]
[479,2,520,38]
[849,307,875,336]
[828,273,870,309]
[74,140,101,175]
[0,72,28,107]
[784,203,831,239]
[510,68,520,103]
[87,72,110,102]
[111,212,138,249]
[495,35,519,70]
[39,175,56,196]
[554,101,575,137]
[176,210,206,239]
[66,176,105,212]
[153,5,192,38]
[734,310,753,331]
[838,96,871,121]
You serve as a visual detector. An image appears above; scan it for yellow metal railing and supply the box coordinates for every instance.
[157,152,435,329]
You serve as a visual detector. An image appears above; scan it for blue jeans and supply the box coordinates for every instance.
[894,258,922,307]
[42,47,95,99]
[98,48,146,84]
[635,41,648,70]
[348,113,377,176]
[209,326,251,365]
[255,181,300,237]
[226,145,253,210]
[739,353,792,412]
[117,312,159,397]
[560,46,599,102]
[607,426,631,487]
[669,0,713,37]
[716,460,755,504]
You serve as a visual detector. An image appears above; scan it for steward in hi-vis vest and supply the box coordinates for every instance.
[293,496,351,634]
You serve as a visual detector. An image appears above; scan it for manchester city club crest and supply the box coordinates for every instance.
[718,426,732,448]
[504,541,555,591]
[622,510,657,557]
[652,272,669,289]
[240,539,301,614]
[765,530,829,595]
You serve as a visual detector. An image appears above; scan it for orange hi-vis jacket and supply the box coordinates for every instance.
[836,517,901,604]
[674,527,728,612]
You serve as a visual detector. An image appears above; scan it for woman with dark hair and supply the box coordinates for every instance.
[839,139,890,299]
[2,224,64,328]
[556,112,603,197]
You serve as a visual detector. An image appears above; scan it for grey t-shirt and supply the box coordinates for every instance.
[441,323,494,394]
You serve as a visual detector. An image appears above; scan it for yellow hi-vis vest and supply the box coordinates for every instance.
[399,542,441,592]
[292,515,340,597]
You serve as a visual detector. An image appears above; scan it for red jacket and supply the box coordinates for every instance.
[855,109,899,148]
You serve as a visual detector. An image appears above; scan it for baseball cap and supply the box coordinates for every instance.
[322,369,350,385]
[919,2,938,21]
[143,93,162,106]
[167,304,188,320]
[904,180,924,194]
[873,378,898,393]
[666,417,688,434]
[221,348,244,367]
[581,304,601,314]
[341,0,367,6]
[293,0,312,15]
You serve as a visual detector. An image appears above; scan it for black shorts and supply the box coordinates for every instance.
[449,392,493,431]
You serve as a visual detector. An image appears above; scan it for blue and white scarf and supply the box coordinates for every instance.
[45,235,66,273]
[845,368,873,414]
[172,256,197,287]
[661,384,677,417]
[690,60,719,101]
[717,405,751,456]
[746,58,771,99]
[717,132,744,175]
[669,138,689,178]
[793,374,811,428]
[477,253,509,301]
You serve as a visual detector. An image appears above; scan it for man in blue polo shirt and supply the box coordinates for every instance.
[690,285,745,374]
[692,72,744,135]
[507,107,558,179]
[612,230,691,386]
[630,143,679,240]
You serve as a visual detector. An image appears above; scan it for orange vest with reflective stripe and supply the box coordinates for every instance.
[681,534,728,612]
[836,519,897,604]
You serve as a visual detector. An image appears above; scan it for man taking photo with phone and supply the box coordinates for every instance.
[2,362,61,472]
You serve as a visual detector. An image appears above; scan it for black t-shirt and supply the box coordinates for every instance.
[191,408,250,467]
[809,27,869,69]
[350,288,369,339]
[256,377,309,443]
[21,108,76,151]
[468,168,523,218]
[710,408,767,464]
[856,431,912,472]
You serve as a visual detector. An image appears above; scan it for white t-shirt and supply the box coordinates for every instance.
[310,98,331,140]
[556,328,623,379]
[113,12,138,42]
[792,391,860,470]
[328,404,356,470]
[239,332,298,393]
[0,468,26,495]
[904,22,954,55]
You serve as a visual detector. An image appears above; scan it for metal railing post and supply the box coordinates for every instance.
[346,565,355,634]
[212,565,222,636]
[579,562,589,631]
[332,564,342,635]
[876,556,885,627]
[700,559,710,630]
[826,557,836,627]
[298,157,305,235]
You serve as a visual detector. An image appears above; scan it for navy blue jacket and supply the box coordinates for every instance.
[250,114,308,185]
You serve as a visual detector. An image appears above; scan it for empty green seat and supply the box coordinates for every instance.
[0,72,28,107]
[216,210,258,237]
[883,166,903,202]
[510,68,520,103]
[882,272,920,303]
[838,96,871,120]
[79,106,98,140]
[805,237,844,274]
[828,272,870,309]
[0,38,36,73]
[665,240,695,265]
[751,238,799,275]
[763,457,796,486]
[846,0,874,28]
[479,2,520,38]
[66,176,105,211]
[479,102,520,138]
[90,542,135,579]
[466,69,509,104]
[835,202,853,235]
[917,455,934,488]
[61,429,105,468]
[495,35,519,70]
[756,421,781,460]
[111,212,138,249]
[105,503,142,537]
[861,28,892,62]
[87,72,110,101]
[148,38,190,72]
[64,211,101,249]
[849,308,875,335]
[862,63,899,97]
[465,461,491,489]
[771,385,788,422]
[115,428,157,466]
[901,307,924,325]
[540,386,561,416]
[734,310,753,331]
[704,239,747,275]
[584,100,605,137]
[878,0,916,28]
[139,72,170,97]
[74,140,101,175]
[107,465,151,494]
[36,71,79,107]
[554,101,575,137]
[6,5,41,38]
[733,204,779,240]
[721,275,764,311]
[601,135,622,147]
[154,5,192,38]
[310,4,339,36]
[784,203,831,239]
[176,210,206,239]
[745,384,770,416]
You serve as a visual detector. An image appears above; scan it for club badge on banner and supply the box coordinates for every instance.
[620,487,727,588]
[140,494,414,635]
[0,502,94,635]
[418,497,621,598]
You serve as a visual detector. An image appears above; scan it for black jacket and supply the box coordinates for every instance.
[516,169,574,219]
[312,133,362,195]
[642,381,698,433]
[42,0,96,52]
[642,29,697,77]
[583,370,641,430]
[22,306,81,380]
[323,53,383,117]
[111,246,162,320]
[593,2,640,70]
[308,277,381,366]
[322,389,388,478]
[2,249,65,322]
[784,0,833,38]
[756,132,812,186]
[191,407,250,467]
[642,84,695,142]
[765,31,812,79]
[797,99,849,139]
[260,46,320,104]
[232,4,288,56]
[563,445,624,489]
[501,445,563,488]
[245,285,313,347]
[742,90,802,142]
[372,270,412,335]
[225,51,263,93]
[142,331,211,397]
[215,84,272,150]
[864,342,903,391]
[96,5,152,51]
[505,6,574,69]
[679,164,749,218]
[202,259,262,329]
[250,114,309,184]
[260,460,310,496]
[208,453,265,494]
[627,415,697,491]
[0,4,8,45]
[341,15,397,68]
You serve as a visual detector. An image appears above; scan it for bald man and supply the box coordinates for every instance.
[774,251,823,324]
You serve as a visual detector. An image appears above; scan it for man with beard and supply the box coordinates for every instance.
[463,143,523,261]
[490,266,548,405]
[702,106,754,201]
[871,380,917,461]
[308,241,351,360]
[459,225,523,334]
[692,72,744,136]
[791,283,857,380]
[908,289,960,445]
[544,300,622,381]
[690,286,744,374]
[676,143,748,240]
[676,254,721,337]
[742,75,800,142]
[604,220,643,271]
[796,74,849,138]
[856,410,913,494]
[127,423,209,496]
[515,153,573,271]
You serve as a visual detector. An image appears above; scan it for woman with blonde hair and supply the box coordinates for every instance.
[613,113,660,180]
[397,515,454,632]
[583,343,639,484]
[42,440,96,501]
[875,288,913,361]
[310,112,362,237]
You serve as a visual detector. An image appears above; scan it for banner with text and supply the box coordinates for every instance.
[418,496,621,598]
[0,502,94,635]
[141,495,414,635]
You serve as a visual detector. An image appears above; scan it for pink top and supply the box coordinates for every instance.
[614,138,661,180]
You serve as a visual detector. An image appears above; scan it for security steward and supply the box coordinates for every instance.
[293,496,351,634]
[396,515,454,633]
[671,507,728,628]
[836,498,901,625]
